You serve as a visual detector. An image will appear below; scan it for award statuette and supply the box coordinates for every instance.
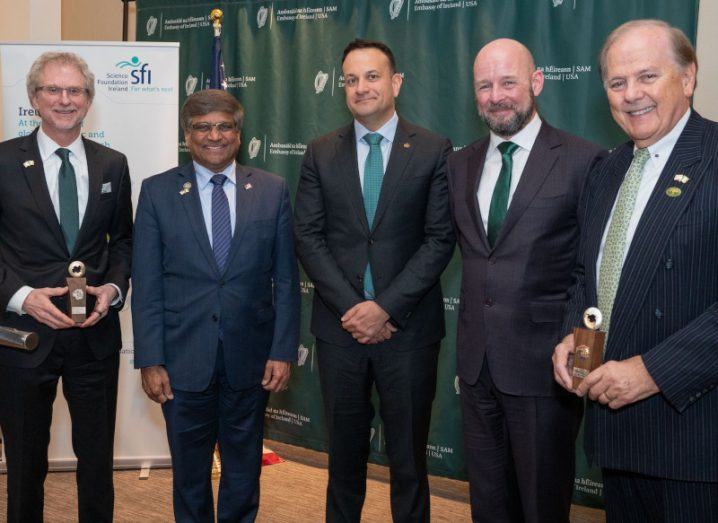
[571,307,606,389]
[67,261,87,324]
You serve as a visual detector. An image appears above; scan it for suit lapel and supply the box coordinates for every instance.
[223,164,257,274]
[465,139,491,251]
[18,130,67,253]
[335,125,369,232]
[74,138,104,256]
[371,119,416,231]
[493,122,559,248]
[177,163,219,276]
[608,113,707,352]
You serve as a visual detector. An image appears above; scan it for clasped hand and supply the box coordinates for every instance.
[341,301,396,344]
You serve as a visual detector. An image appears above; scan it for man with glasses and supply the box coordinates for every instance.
[132,89,300,522]
[0,52,132,522]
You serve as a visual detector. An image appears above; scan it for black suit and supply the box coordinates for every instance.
[563,111,718,521]
[294,118,454,522]
[447,121,605,522]
[0,128,132,522]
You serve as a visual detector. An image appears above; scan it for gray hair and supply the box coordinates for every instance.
[599,19,697,82]
[180,89,245,132]
[26,52,95,102]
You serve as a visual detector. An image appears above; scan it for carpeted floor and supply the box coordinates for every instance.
[0,440,605,522]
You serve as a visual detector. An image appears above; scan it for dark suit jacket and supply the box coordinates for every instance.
[131,162,300,392]
[294,118,455,348]
[448,121,605,395]
[563,111,718,481]
[0,128,132,368]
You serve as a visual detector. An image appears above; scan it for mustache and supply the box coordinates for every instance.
[486,101,517,112]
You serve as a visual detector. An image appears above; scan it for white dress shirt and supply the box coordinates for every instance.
[595,109,691,286]
[354,112,399,187]
[193,161,238,245]
[7,127,121,314]
[477,113,542,231]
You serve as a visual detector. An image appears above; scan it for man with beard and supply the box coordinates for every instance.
[446,38,605,522]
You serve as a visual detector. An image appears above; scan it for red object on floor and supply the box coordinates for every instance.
[262,448,283,466]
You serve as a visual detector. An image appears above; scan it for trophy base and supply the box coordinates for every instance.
[571,326,605,389]
[67,276,87,324]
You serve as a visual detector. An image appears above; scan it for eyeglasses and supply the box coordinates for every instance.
[190,121,238,134]
[36,86,89,98]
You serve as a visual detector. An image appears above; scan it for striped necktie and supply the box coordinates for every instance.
[210,174,232,272]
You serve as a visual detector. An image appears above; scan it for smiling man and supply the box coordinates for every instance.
[132,89,299,522]
[0,52,132,522]
[446,39,605,523]
[552,20,718,521]
[294,39,454,522]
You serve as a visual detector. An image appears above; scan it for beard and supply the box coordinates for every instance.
[478,92,536,138]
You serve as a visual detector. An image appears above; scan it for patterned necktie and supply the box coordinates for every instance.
[487,141,519,247]
[55,148,79,253]
[210,174,232,272]
[362,132,384,299]
[597,147,651,333]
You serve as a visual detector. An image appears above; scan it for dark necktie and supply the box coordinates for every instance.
[487,141,519,247]
[362,132,384,299]
[210,174,232,272]
[55,148,79,253]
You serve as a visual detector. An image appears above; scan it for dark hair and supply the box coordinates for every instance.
[599,19,697,82]
[180,89,244,132]
[342,39,396,73]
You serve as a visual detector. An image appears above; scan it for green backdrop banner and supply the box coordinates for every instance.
[136,0,698,508]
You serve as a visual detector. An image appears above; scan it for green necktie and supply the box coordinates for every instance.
[487,141,519,247]
[362,132,384,299]
[56,148,79,253]
[597,147,651,333]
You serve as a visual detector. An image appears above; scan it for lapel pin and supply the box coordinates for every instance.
[244,182,253,191]
[666,186,682,198]
[23,160,35,168]
[403,143,410,149]
[673,174,689,184]
[179,181,192,195]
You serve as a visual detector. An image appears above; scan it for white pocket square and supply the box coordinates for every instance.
[101,182,112,194]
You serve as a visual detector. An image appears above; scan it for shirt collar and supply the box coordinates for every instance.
[640,108,691,158]
[36,126,85,163]
[354,112,399,145]
[488,112,542,154]
[193,160,237,189]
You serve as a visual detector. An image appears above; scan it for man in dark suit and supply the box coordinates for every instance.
[294,39,454,522]
[132,89,300,523]
[553,20,718,521]
[0,52,132,522]
[447,39,605,522]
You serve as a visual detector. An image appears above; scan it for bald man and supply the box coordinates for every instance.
[446,39,605,522]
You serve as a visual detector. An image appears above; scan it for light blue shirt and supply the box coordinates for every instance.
[354,112,399,187]
[193,160,237,245]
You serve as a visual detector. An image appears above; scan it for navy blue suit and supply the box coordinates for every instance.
[132,161,300,522]
[564,112,718,517]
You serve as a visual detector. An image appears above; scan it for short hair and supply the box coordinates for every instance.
[26,52,95,103]
[342,39,397,73]
[180,89,245,132]
[599,19,697,82]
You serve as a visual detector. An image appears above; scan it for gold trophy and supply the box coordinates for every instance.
[571,307,605,389]
[67,261,87,324]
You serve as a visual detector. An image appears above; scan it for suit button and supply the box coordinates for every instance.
[357,274,363,281]
[212,314,219,322]
[654,308,663,319]
[368,238,375,245]
[488,258,496,265]
[484,298,493,307]
[665,258,673,269]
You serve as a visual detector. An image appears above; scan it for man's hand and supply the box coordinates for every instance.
[552,333,576,391]
[576,355,660,409]
[22,287,75,329]
[341,301,391,343]
[80,284,119,328]
[262,360,291,392]
[141,365,174,404]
